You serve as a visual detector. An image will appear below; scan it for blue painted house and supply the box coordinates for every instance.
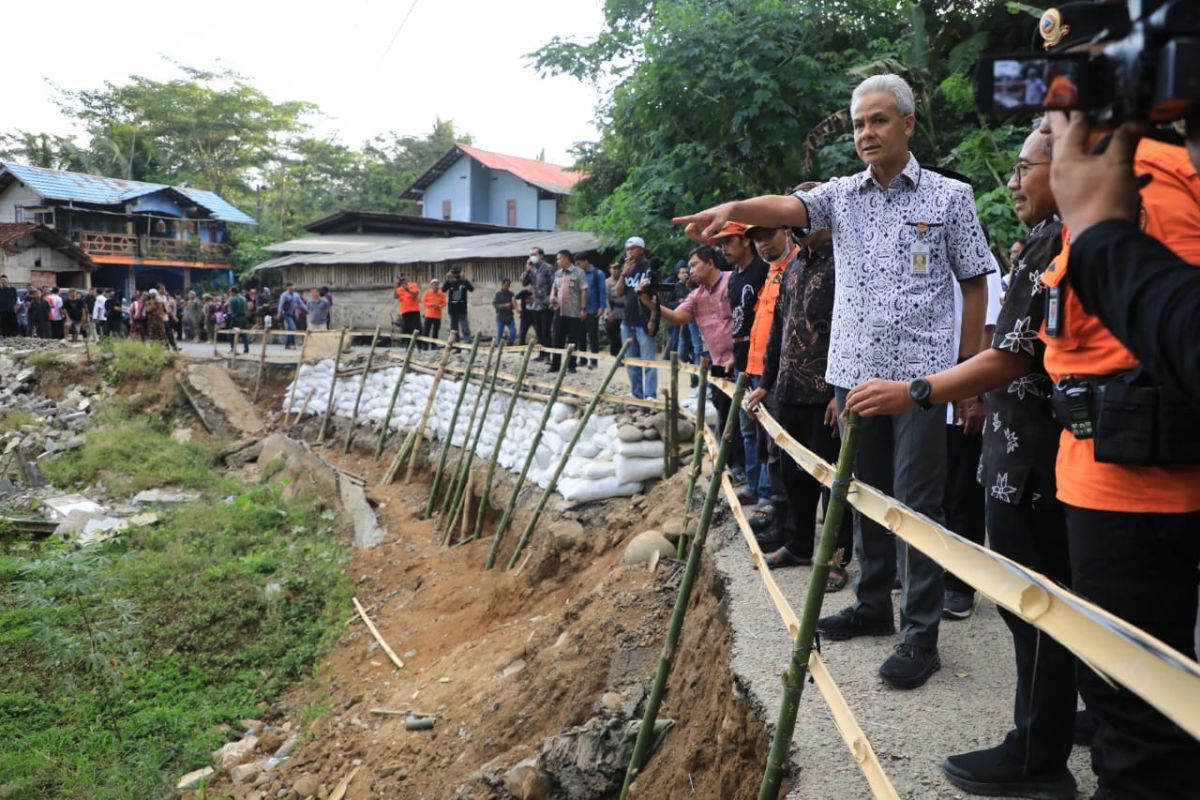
[0,162,256,294]
[401,145,582,231]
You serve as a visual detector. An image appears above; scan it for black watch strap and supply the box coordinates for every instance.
[909,378,933,410]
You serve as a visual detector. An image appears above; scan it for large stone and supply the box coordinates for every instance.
[231,760,264,785]
[177,766,215,790]
[338,477,384,550]
[548,520,586,552]
[212,736,258,769]
[616,425,642,444]
[291,773,320,798]
[502,757,553,800]
[132,488,202,505]
[259,435,338,505]
[622,530,674,566]
[273,735,300,759]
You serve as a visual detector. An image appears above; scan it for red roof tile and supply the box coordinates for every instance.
[456,145,585,195]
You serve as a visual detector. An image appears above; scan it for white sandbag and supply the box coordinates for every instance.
[550,402,572,423]
[614,454,664,484]
[614,439,665,459]
[583,459,616,479]
[575,441,601,459]
[558,476,642,503]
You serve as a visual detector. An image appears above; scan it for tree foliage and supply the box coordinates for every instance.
[535,0,1038,263]
[1,64,472,242]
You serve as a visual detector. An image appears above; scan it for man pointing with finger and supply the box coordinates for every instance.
[677,74,994,689]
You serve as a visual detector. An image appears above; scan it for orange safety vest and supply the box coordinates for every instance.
[1039,138,1200,513]
[421,289,446,320]
[396,283,421,314]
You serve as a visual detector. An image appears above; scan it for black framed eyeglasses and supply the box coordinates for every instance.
[1012,160,1051,182]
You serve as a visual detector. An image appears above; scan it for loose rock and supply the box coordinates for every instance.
[622,530,674,566]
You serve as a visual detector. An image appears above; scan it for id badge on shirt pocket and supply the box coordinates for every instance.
[910,242,930,276]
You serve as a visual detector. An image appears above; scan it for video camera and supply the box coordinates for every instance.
[975,0,1200,123]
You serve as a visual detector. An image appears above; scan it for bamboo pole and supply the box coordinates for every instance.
[675,358,709,559]
[505,341,631,570]
[82,308,93,364]
[757,410,862,800]
[284,329,309,426]
[375,334,418,460]
[424,337,482,518]
[438,340,497,527]
[404,331,460,483]
[316,327,348,445]
[472,344,535,545]
[382,332,456,486]
[667,351,680,476]
[293,387,316,428]
[252,324,270,401]
[485,345,573,569]
[342,326,382,456]
[618,373,749,800]
[441,341,505,542]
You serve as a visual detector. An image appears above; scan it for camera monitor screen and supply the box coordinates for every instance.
[993,57,1085,111]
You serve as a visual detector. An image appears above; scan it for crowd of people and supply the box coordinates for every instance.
[0,278,337,353]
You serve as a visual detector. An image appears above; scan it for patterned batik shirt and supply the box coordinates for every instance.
[795,153,994,388]
[532,261,555,311]
[979,217,1063,506]
[759,243,837,406]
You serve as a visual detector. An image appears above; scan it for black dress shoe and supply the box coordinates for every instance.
[943,744,1076,799]
[878,643,940,689]
[816,607,894,642]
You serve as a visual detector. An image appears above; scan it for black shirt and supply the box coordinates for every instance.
[0,285,16,313]
[759,245,835,406]
[979,217,1063,506]
[727,255,769,371]
[64,297,87,322]
[493,289,515,324]
[620,260,656,328]
[444,277,474,311]
[1070,219,1200,407]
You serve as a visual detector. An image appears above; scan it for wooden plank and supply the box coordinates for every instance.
[352,597,405,670]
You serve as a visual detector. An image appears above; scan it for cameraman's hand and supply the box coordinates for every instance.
[1051,111,1146,237]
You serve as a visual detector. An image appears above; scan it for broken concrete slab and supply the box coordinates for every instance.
[44,493,105,519]
[132,489,202,505]
[338,477,385,549]
[176,766,215,790]
[259,434,337,505]
[184,362,265,436]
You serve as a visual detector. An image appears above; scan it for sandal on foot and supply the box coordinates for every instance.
[765,547,812,569]
[748,505,776,533]
[825,565,849,592]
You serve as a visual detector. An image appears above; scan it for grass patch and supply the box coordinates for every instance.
[102,339,176,385]
[41,404,231,497]
[0,483,352,800]
[24,350,65,369]
[0,410,35,435]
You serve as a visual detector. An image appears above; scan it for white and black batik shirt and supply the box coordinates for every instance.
[795,153,994,388]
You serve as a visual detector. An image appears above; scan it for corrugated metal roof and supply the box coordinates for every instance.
[252,229,599,272]
[264,233,424,254]
[0,222,94,269]
[0,162,256,224]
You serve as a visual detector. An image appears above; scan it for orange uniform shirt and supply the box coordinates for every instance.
[421,289,446,320]
[396,283,421,314]
[1039,138,1200,513]
[746,245,798,376]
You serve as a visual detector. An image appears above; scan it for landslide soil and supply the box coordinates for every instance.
[196,403,770,799]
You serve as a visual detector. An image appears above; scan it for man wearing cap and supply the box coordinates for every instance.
[677,73,993,690]
[613,236,659,399]
[443,266,474,343]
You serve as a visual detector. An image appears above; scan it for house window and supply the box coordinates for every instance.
[441,200,452,220]
[506,199,517,228]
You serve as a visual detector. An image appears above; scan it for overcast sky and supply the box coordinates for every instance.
[2,0,604,167]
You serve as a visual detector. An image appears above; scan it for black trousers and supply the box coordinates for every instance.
[402,311,422,336]
[0,311,16,336]
[583,314,601,364]
[421,316,440,349]
[519,312,536,347]
[775,402,853,561]
[709,364,732,448]
[943,424,986,595]
[605,318,622,356]
[1065,504,1200,799]
[50,319,64,339]
[550,315,585,371]
[986,492,1076,777]
[536,308,554,351]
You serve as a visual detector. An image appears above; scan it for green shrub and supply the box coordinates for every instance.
[0,410,35,434]
[105,339,176,385]
[24,350,64,369]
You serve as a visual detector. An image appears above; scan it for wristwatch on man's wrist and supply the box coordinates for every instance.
[908,378,933,410]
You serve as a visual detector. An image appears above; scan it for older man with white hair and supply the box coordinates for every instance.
[677,74,994,689]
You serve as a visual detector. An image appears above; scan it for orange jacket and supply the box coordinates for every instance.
[1039,138,1200,513]
[396,283,421,314]
[421,289,447,320]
